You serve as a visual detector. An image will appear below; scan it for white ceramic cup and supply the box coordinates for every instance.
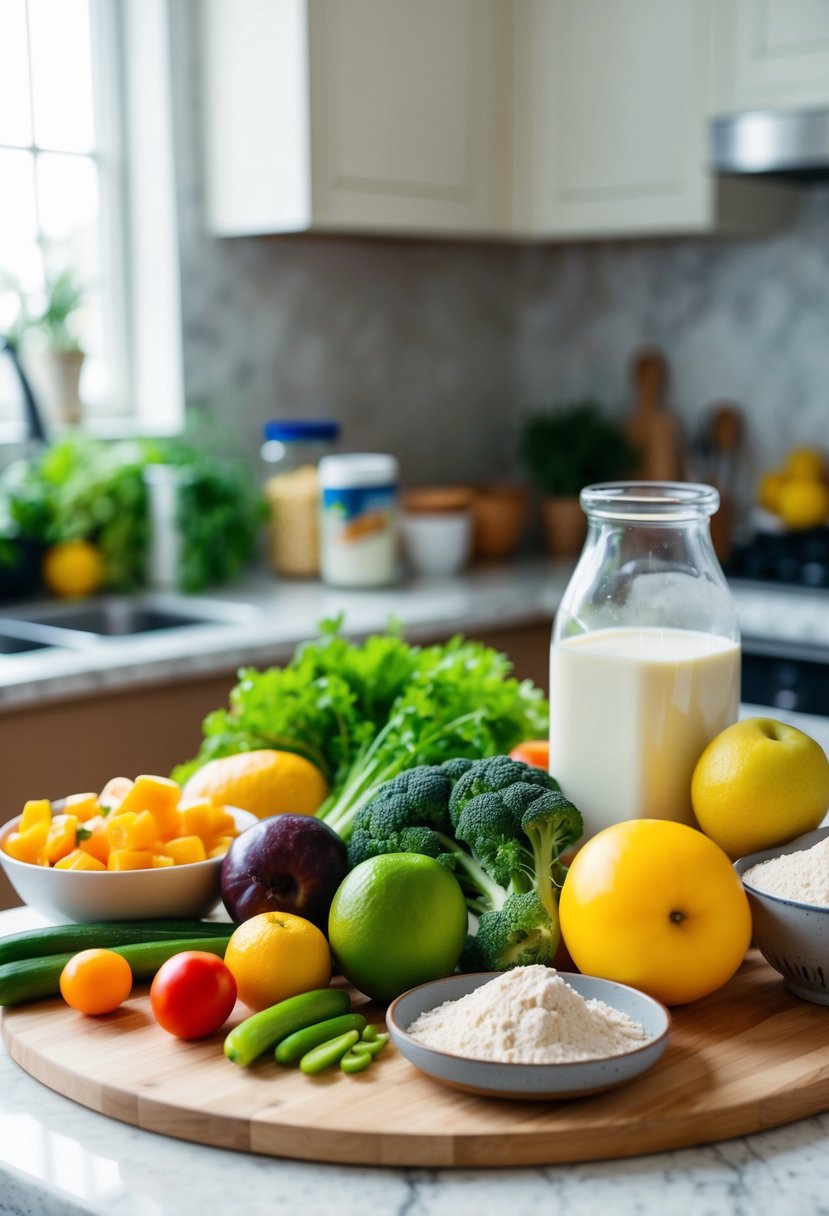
[400,511,473,577]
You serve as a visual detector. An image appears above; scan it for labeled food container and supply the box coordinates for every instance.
[549,482,740,840]
[318,453,399,588]
[261,421,339,577]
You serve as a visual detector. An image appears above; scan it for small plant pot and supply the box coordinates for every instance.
[540,496,587,558]
[471,484,529,561]
[23,349,85,430]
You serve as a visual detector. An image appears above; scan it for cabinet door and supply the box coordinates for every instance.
[515,0,716,237]
[713,0,829,112]
[307,0,512,235]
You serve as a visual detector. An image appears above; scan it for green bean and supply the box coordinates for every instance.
[360,1024,380,1042]
[352,1032,389,1058]
[299,1029,361,1075]
[224,989,350,1066]
[275,1014,367,1064]
[341,1049,373,1074]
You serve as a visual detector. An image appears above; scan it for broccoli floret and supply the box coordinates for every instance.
[345,755,582,974]
[472,892,559,971]
[449,755,557,829]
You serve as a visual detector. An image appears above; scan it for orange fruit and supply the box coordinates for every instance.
[182,749,328,820]
[327,853,468,1003]
[42,539,105,599]
[559,819,751,1006]
[758,470,786,514]
[691,717,829,860]
[777,477,829,531]
[223,911,331,1011]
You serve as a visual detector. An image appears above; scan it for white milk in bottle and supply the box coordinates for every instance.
[549,483,741,841]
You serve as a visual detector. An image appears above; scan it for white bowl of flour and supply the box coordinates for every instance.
[386,966,670,1100]
[735,826,829,1006]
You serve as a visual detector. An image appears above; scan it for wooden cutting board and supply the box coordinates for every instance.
[3,952,829,1168]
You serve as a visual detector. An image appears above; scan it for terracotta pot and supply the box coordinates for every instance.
[471,483,529,560]
[540,495,587,558]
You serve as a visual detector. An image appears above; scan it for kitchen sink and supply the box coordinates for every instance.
[0,594,258,651]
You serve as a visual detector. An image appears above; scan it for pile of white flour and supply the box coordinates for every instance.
[406,966,650,1064]
[743,835,829,905]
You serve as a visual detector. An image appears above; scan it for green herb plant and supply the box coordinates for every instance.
[519,400,636,497]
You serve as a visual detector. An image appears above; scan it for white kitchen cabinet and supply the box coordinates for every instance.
[201,0,795,242]
[201,0,512,238]
[513,0,795,239]
[712,0,829,113]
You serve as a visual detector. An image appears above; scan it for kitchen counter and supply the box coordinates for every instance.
[1,559,827,711]
[2,891,829,1216]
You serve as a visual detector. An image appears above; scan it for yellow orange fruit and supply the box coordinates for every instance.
[182,749,329,820]
[223,911,331,1011]
[777,478,829,530]
[559,819,752,1006]
[785,447,825,482]
[758,470,786,514]
[691,717,829,860]
[42,539,105,599]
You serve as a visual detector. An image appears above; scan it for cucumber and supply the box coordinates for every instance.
[224,988,351,1067]
[0,919,233,967]
[0,936,231,1007]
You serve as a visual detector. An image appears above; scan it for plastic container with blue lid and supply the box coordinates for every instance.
[261,419,340,577]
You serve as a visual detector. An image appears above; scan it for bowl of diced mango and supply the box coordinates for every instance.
[0,774,257,923]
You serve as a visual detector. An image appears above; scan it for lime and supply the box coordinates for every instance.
[328,853,468,1002]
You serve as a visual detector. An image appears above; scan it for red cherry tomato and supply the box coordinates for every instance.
[149,951,237,1040]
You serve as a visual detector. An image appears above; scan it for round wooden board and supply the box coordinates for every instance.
[3,952,828,1168]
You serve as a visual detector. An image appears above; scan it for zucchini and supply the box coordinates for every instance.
[0,935,232,1007]
[0,919,233,967]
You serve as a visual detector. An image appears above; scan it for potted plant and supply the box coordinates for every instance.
[11,267,87,430]
[519,401,637,557]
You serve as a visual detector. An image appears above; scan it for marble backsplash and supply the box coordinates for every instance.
[172,2,829,494]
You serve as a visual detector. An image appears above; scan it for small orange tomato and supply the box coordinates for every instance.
[509,739,550,771]
[60,949,133,1015]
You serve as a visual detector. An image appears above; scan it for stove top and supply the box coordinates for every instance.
[725,526,829,590]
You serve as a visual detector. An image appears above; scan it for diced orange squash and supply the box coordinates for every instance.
[163,835,207,866]
[117,775,181,837]
[107,849,155,871]
[105,812,137,852]
[4,820,50,864]
[64,792,101,822]
[106,809,158,852]
[78,824,111,865]
[54,849,107,871]
[209,805,237,836]
[208,836,234,859]
[99,776,134,815]
[177,799,214,844]
[151,854,175,868]
[20,799,51,832]
[45,814,79,864]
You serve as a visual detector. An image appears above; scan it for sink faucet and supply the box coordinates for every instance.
[0,336,48,443]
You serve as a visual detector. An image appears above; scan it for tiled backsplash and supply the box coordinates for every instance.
[172,2,829,491]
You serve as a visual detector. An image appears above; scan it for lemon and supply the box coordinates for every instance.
[223,911,331,1012]
[785,447,825,481]
[777,478,829,531]
[691,718,829,860]
[758,470,786,515]
[42,539,105,599]
[328,854,468,1002]
[182,749,329,819]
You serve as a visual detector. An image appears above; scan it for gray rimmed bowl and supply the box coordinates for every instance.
[735,826,829,1005]
[386,971,671,1100]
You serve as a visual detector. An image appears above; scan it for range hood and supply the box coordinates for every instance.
[711,107,829,182]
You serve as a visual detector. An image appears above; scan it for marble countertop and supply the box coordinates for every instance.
[1,559,827,711]
[2,893,829,1216]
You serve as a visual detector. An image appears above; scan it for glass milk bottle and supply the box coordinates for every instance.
[549,482,740,841]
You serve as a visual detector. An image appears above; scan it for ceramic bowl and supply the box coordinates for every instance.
[400,511,473,577]
[0,806,257,924]
[735,827,829,1005]
[387,971,671,1100]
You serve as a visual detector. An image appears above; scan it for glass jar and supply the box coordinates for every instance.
[318,453,399,588]
[549,482,741,841]
[260,421,339,577]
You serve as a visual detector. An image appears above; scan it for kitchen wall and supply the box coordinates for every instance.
[171,2,829,491]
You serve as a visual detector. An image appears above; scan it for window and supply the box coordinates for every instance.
[0,0,183,440]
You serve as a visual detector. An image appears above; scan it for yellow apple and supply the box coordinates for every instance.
[691,717,829,860]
